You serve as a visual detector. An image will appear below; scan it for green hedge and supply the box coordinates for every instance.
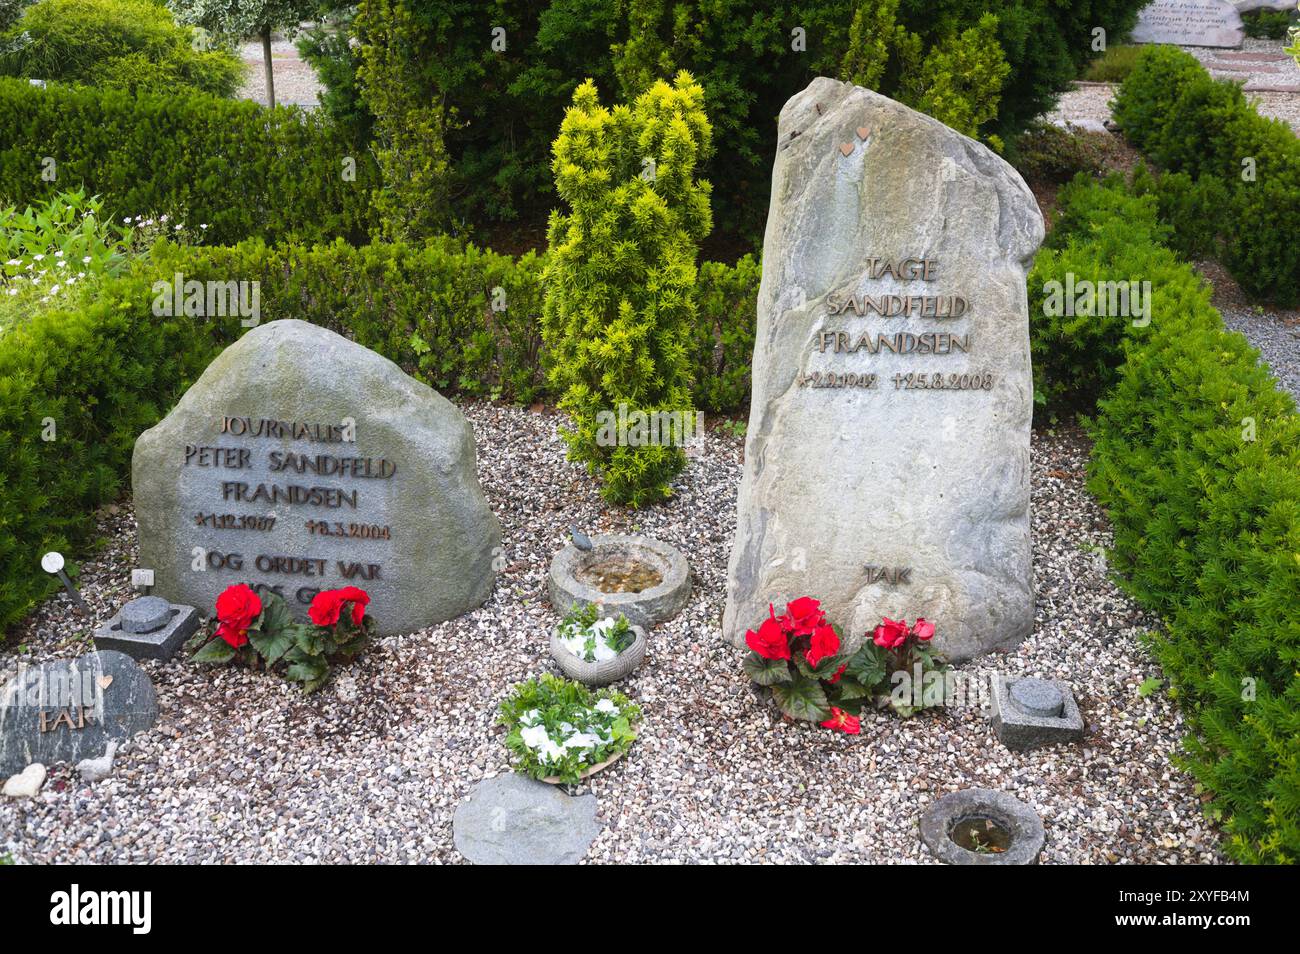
[1038,177,1300,863]
[1112,45,1300,305]
[0,237,759,631]
[0,273,229,632]
[0,77,378,246]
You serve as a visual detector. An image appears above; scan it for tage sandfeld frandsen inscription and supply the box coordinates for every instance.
[806,255,994,392]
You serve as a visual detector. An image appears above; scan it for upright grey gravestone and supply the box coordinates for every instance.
[723,79,1044,662]
[133,320,501,635]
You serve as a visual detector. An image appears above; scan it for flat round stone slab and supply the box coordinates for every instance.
[119,596,173,634]
[920,788,1045,865]
[0,651,157,776]
[453,773,600,865]
[1010,678,1064,718]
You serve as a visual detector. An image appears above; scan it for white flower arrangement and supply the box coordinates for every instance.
[500,675,641,783]
[555,603,636,663]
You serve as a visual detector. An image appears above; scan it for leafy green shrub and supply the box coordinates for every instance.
[1243,8,1296,40]
[691,254,760,414]
[842,1,1009,146]
[0,270,228,632]
[1035,175,1300,864]
[1010,120,1120,184]
[0,76,378,246]
[145,235,549,402]
[541,72,711,506]
[352,0,1147,246]
[1080,42,1141,83]
[355,0,449,241]
[499,673,641,784]
[1113,46,1300,305]
[0,0,243,96]
[1,189,130,328]
[297,7,372,144]
[1130,162,1228,262]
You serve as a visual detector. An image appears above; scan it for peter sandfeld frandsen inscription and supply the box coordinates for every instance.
[186,415,395,607]
[805,255,994,392]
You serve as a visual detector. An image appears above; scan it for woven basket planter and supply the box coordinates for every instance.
[548,624,647,686]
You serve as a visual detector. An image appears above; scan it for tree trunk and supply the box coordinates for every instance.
[261,26,275,109]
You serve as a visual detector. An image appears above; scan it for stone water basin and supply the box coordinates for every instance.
[547,534,691,629]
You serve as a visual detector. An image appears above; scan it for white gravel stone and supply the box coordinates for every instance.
[0,405,1226,863]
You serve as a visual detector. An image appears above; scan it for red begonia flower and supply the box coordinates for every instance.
[873,616,910,650]
[820,707,861,734]
[745,615,791,660]
[804,622,840,668]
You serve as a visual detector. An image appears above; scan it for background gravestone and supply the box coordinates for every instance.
[723,78,1044,662]
[1131,0,1245,47]
[133,320,501,636]
[0,651,156,776]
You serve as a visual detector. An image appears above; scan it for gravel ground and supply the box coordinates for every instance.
[236,34,321,109]
[1199,259,1300,403]
[0,406,1224,864]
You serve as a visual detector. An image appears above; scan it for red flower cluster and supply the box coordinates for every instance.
[872,616,934,650]
[308,586,370,628]
[215,584,262,648]
[744,596,840,668]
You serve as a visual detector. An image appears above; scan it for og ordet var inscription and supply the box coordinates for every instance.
[134,320,501,636]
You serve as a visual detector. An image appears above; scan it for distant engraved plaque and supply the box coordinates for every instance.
[1131,0,1245,48]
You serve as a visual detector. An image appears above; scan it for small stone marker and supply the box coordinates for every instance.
[990,674,1083,751]
[723,78,1043,661]
[132,319,501,635]
[1131,0,1245,48]
[130,568,155,591]
[452,773,601,865]
[94,596,199,661]
[0,650,157,776]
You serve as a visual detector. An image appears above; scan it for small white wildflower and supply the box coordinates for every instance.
[81,256,91,264]
[49,284,59,294]
[594,699,619,715]
[199,224,208,230]
[32,253,44,261]
[159,214,168,223]
[123,216,132,223]
[4,259,19,267]
[54,250,63,258]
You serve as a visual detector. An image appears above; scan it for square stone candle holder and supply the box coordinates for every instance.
[94,596,199,661]
[990,674,1083,751]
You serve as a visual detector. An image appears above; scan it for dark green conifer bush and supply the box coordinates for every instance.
[0,77,377,246]
[1113,46,1300,305]
[1036,176,1300,864]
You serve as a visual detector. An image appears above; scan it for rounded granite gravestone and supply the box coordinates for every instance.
[0,651,157,776]
[723,78,1044,662]
[133,319,501,636]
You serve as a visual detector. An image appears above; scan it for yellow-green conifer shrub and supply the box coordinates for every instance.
[542,71,712,507]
